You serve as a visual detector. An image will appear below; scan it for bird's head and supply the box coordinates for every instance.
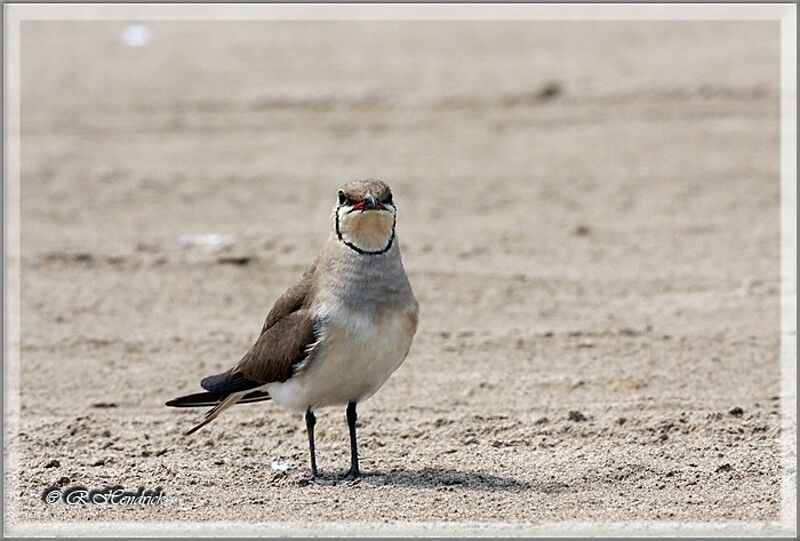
[333,179,396,255]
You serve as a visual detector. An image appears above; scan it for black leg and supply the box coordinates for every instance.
[345,401,360,478]
[305,408,318,478]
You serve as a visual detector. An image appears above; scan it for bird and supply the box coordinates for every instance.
[166,179,419,481]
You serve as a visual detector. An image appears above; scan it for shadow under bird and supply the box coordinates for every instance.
[166,179,419,480]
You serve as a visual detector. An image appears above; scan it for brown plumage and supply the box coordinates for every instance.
[338,179,392,203]
[237,311,317,383]
[167,179,418,479]
[166,258,321,435]
[193,264,320,394]
[260,261,318,333]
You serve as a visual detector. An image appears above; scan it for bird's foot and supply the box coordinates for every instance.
[340,467,361,482]
[300,467,325,486]
[298,468,364,486]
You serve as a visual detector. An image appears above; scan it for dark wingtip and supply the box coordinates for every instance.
[165,391,224,408]
[199,375,215,391]
[201,370,261,393]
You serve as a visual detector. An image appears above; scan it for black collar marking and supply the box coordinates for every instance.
[335,207,396,256]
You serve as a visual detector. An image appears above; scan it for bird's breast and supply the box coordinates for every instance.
[266,302,417,411]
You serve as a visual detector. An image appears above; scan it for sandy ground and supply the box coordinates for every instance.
[7,19,785,532]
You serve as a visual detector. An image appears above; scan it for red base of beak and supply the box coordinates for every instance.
[353,202,385,211]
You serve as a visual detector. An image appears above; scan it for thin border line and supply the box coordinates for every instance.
[2,3,796,20]
[779,2,798,531]
[2,3,796,538]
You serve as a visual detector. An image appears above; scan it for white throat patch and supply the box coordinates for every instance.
[335,206,396,254]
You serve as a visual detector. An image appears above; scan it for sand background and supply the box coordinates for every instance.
[7,19,785,531]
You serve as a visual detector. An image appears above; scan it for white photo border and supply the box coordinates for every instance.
[3,3,796,537]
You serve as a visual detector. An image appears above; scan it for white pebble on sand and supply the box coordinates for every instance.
[121,25,153,48]
[270,460,294,472]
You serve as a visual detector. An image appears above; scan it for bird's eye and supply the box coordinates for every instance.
[338,190,347,205]
[384,193,393,205]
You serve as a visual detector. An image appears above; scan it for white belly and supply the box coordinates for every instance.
[265,307,416,411]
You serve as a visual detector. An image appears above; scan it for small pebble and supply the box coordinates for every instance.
[537,81,563,100]
[568,411,587,422]
[91,402,118,409]
[218,256,253,266]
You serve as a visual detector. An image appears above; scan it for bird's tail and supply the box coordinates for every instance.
[183,392,243,435]
[165,389,272,435]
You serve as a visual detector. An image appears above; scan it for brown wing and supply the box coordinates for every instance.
[261,260,317,333]
[199,261,319,393]
[235,310,317,383]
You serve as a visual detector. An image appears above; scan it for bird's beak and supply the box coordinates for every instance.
[364,195,381,210]
[352,194,384,212]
